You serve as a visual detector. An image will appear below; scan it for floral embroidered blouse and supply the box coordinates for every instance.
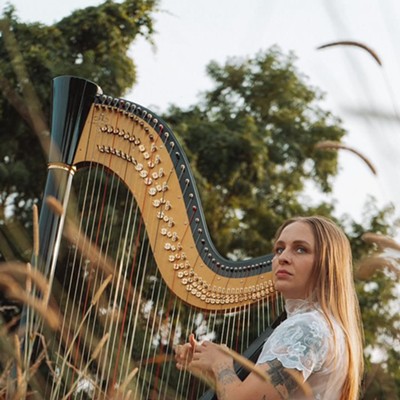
[256,299,347,400]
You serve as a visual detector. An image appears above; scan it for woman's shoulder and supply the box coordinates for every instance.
[276,308,332,345]
[282,301,331,332]
[257,302,340,378]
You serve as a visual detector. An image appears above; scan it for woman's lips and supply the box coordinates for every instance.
[275,269,292,277]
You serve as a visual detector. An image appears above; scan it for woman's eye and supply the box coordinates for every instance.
[275,247,284,254]
[296,247,306,254]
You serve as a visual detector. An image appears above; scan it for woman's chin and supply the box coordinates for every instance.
[273,283,304,299]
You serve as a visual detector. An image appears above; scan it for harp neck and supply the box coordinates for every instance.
[46,75,276,311]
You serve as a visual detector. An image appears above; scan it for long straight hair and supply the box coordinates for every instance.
[275,216,364,400]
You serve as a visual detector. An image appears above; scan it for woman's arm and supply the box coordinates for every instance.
[188,341,302,400]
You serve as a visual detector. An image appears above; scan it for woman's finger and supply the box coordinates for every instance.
[189,333,197,349]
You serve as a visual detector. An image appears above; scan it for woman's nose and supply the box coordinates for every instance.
[277,250,290,264]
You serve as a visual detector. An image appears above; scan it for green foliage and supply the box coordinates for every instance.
[0,0,158,236]
[165,48,344,257]
[342,201,400,399]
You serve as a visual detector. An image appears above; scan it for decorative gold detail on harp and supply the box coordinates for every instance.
[73,97,276,310]
[25,76,282,400]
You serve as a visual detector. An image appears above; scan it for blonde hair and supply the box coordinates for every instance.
[275,216,364,400]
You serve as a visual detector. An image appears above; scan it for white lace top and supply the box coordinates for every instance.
[257,299,347,399]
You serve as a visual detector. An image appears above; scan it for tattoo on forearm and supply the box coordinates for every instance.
[217,368,237,385]
[215,365,238,400]
[266,359,299,399]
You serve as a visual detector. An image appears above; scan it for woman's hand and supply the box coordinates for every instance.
[176,336,236,390]
[175,333,197,370]
[176,337,296,400]
[191,341,234,376]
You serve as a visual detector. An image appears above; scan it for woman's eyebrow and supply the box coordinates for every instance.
[292,240,312,246]
[274,239,312,246]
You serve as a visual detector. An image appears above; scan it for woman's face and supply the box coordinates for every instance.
[272,221,316,299]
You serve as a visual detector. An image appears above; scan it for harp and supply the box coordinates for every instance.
[23,76,283,399]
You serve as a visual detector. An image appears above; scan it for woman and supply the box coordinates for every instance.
[175,216,364,399]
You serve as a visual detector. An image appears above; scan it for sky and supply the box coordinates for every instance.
[5,0,400,229]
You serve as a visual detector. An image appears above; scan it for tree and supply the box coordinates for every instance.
[0,2,160,394]
[164,48,345,258]
[163,48,400,398]
[0,0,158,255]
[346,202,400,399]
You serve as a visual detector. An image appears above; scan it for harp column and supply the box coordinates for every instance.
[36,76,100,295]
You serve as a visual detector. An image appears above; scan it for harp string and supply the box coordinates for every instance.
[155,291,179,394]
[110,180,144,387]
[236,306,246,354]
[150,280,171,399]
[107,103,157,393]
[46,165,281,399]
[137,250,161,399]
[116,195,147,386]
[49,165,93,398]
[130,112,174,399]
[174,305,196,399]
[55,165,95,396]
[48,159,133,394]
[157,295,178,398]
[152,263,177,397]
[245,303,252,352]
[76,166,119,393]
[70,165,115,397]
[116,184,157,395]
